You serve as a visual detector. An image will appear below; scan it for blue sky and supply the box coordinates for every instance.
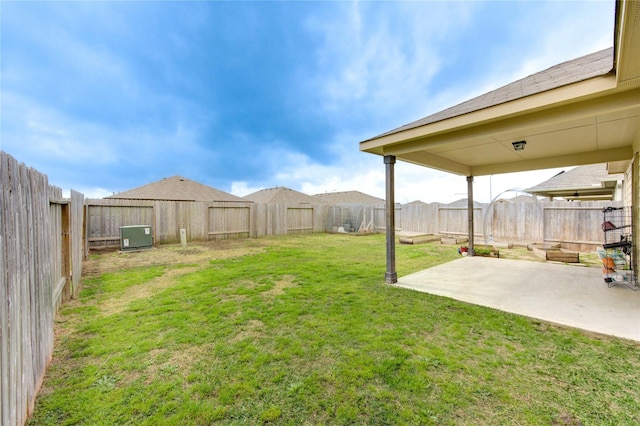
[1,1,615,203]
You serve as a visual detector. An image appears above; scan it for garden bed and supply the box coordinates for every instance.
[528,243,580,263]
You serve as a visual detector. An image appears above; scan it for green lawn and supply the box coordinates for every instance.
[29,234,640,425]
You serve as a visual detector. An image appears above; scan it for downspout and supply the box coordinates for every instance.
[467,176,475,256]
[384,155,398,283]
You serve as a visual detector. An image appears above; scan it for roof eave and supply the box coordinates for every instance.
[360,73,618,155]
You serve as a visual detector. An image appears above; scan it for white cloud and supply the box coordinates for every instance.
[304,2,471,125]
[230,181,265,197]
[63,187,114,199]
[2,93,119,165]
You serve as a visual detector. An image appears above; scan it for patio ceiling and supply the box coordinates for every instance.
[360,1,640,177]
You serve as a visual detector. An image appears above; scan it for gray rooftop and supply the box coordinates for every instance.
[446,198,487,208]
[526,163,622,192]
[370,47,614,140]
[525,163,623,200]
[242,187,325,204]
[313,190,385,206]
[106,175,246,202]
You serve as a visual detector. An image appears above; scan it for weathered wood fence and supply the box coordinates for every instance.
[1,152,85,426]
[85,199,332,250]
[86,199,617,252]
[400,200,621,251]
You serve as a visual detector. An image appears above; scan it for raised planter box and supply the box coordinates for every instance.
[529,243,579,263]
[399,234,442,245]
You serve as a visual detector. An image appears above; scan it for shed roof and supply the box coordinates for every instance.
[313,190,385,206]
[106,175,247,202]
[525,163,623,200]
[242,186,325,204]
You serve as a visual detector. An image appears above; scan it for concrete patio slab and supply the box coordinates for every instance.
[396,256,640,342]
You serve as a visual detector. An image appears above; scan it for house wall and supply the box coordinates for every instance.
[632,131,640,273]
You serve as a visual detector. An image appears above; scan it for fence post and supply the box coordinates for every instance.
[61,203,71,300]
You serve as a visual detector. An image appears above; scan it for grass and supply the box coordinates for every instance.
[29,234,640,425]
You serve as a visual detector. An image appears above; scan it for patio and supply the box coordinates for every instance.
[396,256,640,342]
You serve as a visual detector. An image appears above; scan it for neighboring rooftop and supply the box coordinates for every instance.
[369,48,614,141]
[447,198,487,208]
[313,190,385,206]
[106,175,247,202]
[242,187,325,204]
[524,163,623,201]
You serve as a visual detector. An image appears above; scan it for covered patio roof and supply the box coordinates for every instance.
[360,2,640,177]
[360,0,640,283]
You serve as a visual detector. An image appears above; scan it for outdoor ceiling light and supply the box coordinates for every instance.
[512,140,527,152]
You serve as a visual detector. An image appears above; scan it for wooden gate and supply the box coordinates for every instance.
[287,207,313,234]
[208,206,251,239]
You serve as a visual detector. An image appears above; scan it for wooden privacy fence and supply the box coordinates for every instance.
[401,200,622,251]
[1,151,84,426]
[208,205,251,239]
[86,199,332,249]
[330,200,622,250]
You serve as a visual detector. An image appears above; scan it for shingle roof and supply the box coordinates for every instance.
[106,175,246,202]
[524,163,623,200]
[526,163,621,193]
[242,187,325,204]
[447,198,487,208]
[370,48,614,140]
[313,190,385,206]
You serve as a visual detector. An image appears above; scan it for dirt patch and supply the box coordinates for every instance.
[100,266,200,315]
[262,274,297,298]
[228,319,265,343]
[144,344,216,384]
[83,239,268,277]
[85,239,270,315]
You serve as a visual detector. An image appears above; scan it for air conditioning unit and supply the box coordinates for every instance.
[120,225,153,251]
